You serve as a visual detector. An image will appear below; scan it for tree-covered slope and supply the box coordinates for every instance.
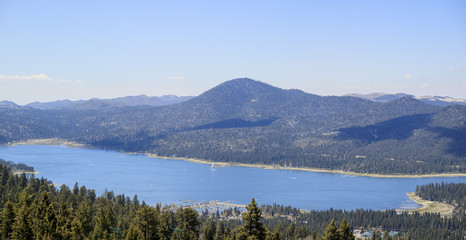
[0,78,464,174]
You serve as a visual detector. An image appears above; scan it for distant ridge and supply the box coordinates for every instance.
[347,92,466,106]
[346,93,414,102]
[24,95,194,110]
[0,100,19,107]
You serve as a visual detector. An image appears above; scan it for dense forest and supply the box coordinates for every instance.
[0,158,34,172]
[0,162,464,239]
[1,79,465,175]
[416,182,466,217]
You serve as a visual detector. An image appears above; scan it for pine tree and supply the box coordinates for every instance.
[172,207,200,240]
[93,203,115,240]
[57,203,74,239]
[200,217,216,240]
[213,221,225,240]
[75,200,93,237]
[11,188,34,240]
[266,229,280,240]
[135,205,160,240]
[236,198,267,240]
[158,211,173,240]
[285,222,296,239]
[0,200,15,239]
[337,218,355,240]
[321,219,339,240]
[34,191,58,239]
[126,223,143,240]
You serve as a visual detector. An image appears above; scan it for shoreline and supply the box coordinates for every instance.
[13,170,40,175]
[146,154,466,178]
[406,192,454,217]
[7,138,87,148]
[6,139,466,179]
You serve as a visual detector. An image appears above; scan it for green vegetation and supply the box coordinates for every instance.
[1,162,464,239]
[0,158,34,172]
[407,192,454,217]
[416,182,466,217]
[320,218,354,240]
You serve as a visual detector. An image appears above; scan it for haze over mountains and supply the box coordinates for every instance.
[346,93,466,106]
[1,78,465,175]
[3,88,465,111]
[23,95,194,110]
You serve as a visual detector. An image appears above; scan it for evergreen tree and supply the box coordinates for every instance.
[11,188,34,240]
[266,229,280,240]
[135,205,160,240]
[75,200,93,237]
[213,220,225,240]
[57,203,74,239]
[321,219,338,240]
[236,198,267,240]
[201,217,216,240]
[337,218,354,240]
[0,200,15,239]
[93,203,115,240]
[126,223,143,240]
[158,211,173,240]
[172,207,200,240]
[34,191,59,239]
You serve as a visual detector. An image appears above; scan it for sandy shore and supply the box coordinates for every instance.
[6,139,466,178]
[13,171,40,175]
[406,192,454,217]
[7,138,87,148]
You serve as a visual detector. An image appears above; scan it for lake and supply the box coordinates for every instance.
[0,144,464,211]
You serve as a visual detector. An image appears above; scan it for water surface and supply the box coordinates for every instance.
[1,144,464,210]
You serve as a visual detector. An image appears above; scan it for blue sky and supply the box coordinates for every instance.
[1,0,465,104]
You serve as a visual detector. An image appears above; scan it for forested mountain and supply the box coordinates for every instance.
[1,78,465,174]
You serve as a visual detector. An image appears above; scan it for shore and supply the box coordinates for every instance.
[146,153,466,178]
[13,170,40,175]
[7,138,87,148]
[406,192,454,217]
[7,139,466,178]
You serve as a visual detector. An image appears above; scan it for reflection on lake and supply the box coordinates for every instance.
[1,145,464,210]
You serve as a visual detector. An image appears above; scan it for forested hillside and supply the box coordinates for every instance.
[1,78,465,174]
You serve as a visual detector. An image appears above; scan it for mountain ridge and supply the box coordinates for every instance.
[22,95,194,110]
[0,78,464,175]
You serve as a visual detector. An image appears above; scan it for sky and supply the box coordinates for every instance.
[1,0,465,105]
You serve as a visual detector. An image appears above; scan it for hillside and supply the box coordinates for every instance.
[0,78,465,174]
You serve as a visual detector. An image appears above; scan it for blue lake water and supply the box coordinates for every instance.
[0,144,464,211]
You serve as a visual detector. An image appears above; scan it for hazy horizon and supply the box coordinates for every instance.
[3,80,466,106]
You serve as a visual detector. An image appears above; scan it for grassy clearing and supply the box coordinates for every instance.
[406,192,454,217]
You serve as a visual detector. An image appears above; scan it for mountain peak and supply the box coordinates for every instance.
[217,78,268,89]
[197,78,282,102]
